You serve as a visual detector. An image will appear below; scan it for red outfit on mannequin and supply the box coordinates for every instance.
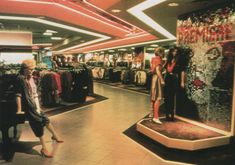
[150,48,165,124]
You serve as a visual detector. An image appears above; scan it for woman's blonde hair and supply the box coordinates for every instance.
[154,47,165,56]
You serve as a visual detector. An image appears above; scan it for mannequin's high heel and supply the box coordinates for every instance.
[51,136,64,143]
[40,149,53,158]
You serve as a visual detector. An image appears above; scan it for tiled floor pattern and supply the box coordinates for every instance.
[2,83,191,165]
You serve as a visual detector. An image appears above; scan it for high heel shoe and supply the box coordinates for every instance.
[40,149,53,158]
[51,136,64,143]
[152,118,162,124]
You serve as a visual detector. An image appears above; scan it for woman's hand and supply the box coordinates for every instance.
[16,111,25,114]
[181,82,185,88]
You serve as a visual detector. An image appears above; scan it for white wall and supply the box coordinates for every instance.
[0,52,33,64]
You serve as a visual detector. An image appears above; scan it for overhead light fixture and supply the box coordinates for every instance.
[0,15,111,52]
[108,50,115,52]
[168,3,179,7]
[118,48,127,51]
[44,47,51,50]
[127,0,176,39]
[111,9,121,13]
[83,0,143,33]
[51,37,63,40]
[37,16,45,19]
[43,32,53,36]
[147,48,155,50]
[80,40,85,43]
[46,29,58,33]
[34,43,52,46]
[131,47,135,50]
[150,44,159,47]
[84,38,175,53]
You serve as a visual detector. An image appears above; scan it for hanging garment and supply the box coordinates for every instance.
[60,71,73,102]
[40,73,59,106]
[71,69,89,103]
[135,70,147,86]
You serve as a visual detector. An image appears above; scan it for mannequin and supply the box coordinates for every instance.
[15,59,63,158]
[164,47,185,121]
[150,48,165,124]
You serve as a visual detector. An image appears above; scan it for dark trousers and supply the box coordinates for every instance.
[164,74,179,118]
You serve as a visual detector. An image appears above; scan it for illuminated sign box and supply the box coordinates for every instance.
[0,31,32,46]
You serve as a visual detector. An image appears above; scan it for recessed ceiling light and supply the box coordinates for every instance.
[34,43,52,46]
[168,3,179,7]
[44,47,51,50]
[111,9,121,13]
[147,48,155,50]
[150,44,159,47]
[131,47,135,50]
[51,37,63,40]
[46,29,58,33]
[43,32,53,36]
[118,48,127,51]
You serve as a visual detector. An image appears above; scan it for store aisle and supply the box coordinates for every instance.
[5,83,190,165]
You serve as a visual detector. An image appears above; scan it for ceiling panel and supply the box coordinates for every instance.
[0,0,231,53]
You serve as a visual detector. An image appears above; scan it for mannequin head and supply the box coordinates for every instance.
[154,47,165,58]
[20,59,36,78]
[167,47,178,64]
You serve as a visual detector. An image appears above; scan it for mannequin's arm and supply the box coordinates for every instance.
[181,71,185,88]
[156,66,165,85]
[16,96,24,114]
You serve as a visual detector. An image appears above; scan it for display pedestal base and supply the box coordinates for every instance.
[136,116,230,150]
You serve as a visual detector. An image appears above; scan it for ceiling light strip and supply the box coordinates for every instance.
[57,37,108,52]
[83,38,175,53]
[0,15,110,38]
[83,0,145,33]
[55,3,131,33]
[7,0,134,34]
[127,0,176,39]
[71,33,151,52]
[0,15,111,51]
[67,1,131,33]
[57,33,152,52]
[8,0,53,5]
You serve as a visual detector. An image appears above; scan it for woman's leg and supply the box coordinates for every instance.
[39,135,47,150]
[149,101,154,117]
[39,135,53,157]
[153,100,162,124]
[46,123,60,140]
[154,100,160,119]
[46,123,63,143]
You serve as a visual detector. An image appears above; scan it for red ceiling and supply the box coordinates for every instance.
[88,0,121,10]
[71,34,157,53]
[0,0,158,53]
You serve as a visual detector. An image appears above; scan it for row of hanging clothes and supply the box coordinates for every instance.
[0,66,25,145]
[107,68,149,86]
[89,65,151,89]
[0,65,20,101]
[36,64,94,107]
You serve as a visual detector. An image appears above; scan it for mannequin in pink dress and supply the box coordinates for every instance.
[150,48,165,124]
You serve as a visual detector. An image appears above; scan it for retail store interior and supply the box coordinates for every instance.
[0,0,235,164]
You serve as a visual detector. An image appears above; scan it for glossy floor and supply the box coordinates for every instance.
[4,83,191,165]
